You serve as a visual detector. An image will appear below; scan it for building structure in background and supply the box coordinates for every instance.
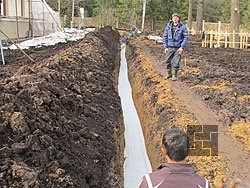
[0,0,61,40]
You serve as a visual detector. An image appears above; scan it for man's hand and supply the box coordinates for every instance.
[178,47,184,55]
[164,48,169,53]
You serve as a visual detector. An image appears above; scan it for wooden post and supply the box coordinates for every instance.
[204,32,207,47]
[232,30,235,48]
[246,34,248,48]
[15,0,20,40]
[245,34,247,49]
[141,0,146,31]
[210,31,213,48]
[240,31,243,49]
[31,0,34,38]
[225,31,228,48]
[202,20,205,31]
[43,1,45,36]
[58,0,60,13]
[191,27,195,35]
[242,34,245,48]
[217,21,221,48]
[71,0,75,28]
[28,0,31,38]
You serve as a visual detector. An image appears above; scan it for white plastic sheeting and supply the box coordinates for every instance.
[9,28,96,49]
[31,0,61,36]
[118,44,152,188]
[147,35,163,44]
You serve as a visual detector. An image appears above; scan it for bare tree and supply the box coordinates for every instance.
[188,0,193,29]
[230,0,240,48]
[196,0,204,32]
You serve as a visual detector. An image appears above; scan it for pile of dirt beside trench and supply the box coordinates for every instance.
[0,26,124,188]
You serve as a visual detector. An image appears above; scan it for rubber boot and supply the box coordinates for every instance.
[164,69,172,79]
[171,69,178,81]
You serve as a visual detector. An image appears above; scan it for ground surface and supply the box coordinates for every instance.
[143,36,250,151]
[0,27,124,188]
[129,36,250,185]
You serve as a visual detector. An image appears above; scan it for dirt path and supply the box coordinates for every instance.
[136,39,250,183]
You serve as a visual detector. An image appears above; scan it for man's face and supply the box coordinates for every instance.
[172,16,179,24]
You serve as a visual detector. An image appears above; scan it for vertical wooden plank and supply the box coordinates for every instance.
[225,31,228,48]
[15,0,20,40]
[210,31,213,48]
[242,34,246,49]
[204,32,207,47]
[43,1,45,36]
[233,30,235,48]
[246,34,248,49]
[240,31,243,48]
[217,21,221,48]
[4,0,8,16]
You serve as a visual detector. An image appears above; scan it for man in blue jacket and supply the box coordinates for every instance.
[163,13,188,81]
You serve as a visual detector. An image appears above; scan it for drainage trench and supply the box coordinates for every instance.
[125,41,229,186]
[118,44,152,188]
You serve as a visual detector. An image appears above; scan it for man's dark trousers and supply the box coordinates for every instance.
[164,47,181,70]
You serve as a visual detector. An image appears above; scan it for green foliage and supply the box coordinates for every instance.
[204,1,223,22]
[45,0,250,29]
[146,0,188,23]
[221,0,250,25]
[221,0,230,23]
[242,0,250,27]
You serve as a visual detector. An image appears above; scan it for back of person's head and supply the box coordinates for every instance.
[162,127,189,161]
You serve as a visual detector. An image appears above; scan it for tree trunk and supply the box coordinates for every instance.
[188,0,193,29]
[196,0,204,33]
[230,0,240,48]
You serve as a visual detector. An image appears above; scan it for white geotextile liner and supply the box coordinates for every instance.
[118,44,152,188]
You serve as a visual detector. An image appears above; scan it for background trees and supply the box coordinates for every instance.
[46,0,250,30]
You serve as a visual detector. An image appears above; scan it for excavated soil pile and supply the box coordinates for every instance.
[0,26,124,188]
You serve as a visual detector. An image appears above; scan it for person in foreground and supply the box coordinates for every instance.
[163,13,188,81]
[138,127,209,188]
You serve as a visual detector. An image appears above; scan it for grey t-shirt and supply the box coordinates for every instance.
[171,24,178,36]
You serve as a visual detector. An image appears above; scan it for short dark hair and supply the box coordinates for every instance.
[162,127,189,161]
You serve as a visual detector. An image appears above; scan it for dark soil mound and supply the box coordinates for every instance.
[0,26,124,188]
